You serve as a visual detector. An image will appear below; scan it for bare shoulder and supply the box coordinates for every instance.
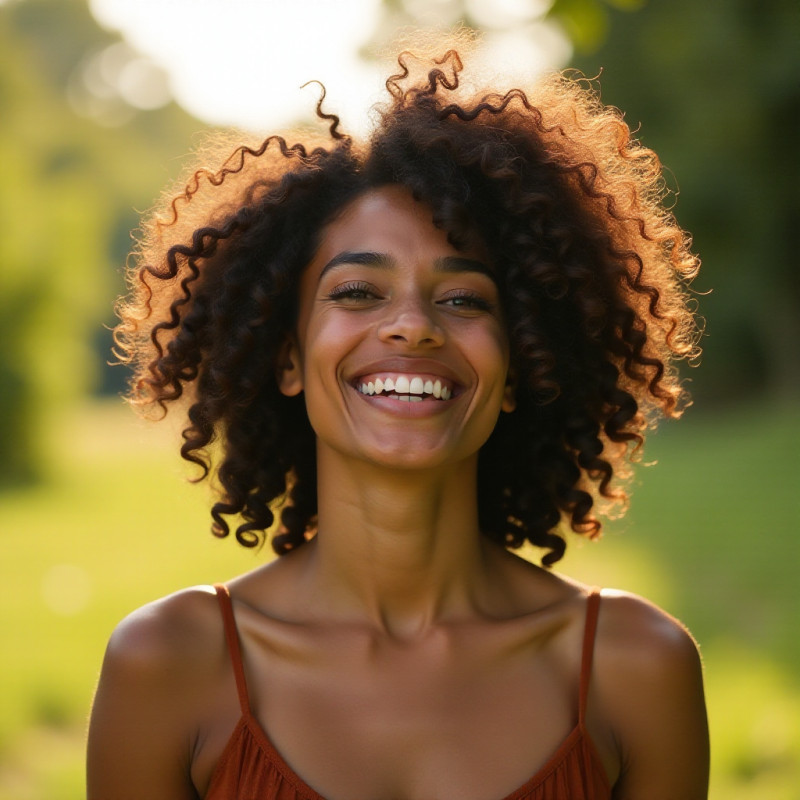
[92,584,229,729]
[104,585,222,668]
[592,589,706,733]
[592,590,709,800]
[87,586,227,800]
[595,589,703,672]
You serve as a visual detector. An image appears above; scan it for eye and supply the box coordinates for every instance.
[439,290,494,312]
[327,281,380,303]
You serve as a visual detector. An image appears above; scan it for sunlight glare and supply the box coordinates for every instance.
[466,0,552,29]
[88,0,570,137]
[89,0,384,135]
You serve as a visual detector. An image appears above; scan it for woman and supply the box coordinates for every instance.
[87,42,709,799]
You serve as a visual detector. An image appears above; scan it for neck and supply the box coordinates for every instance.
[303,446,493,638]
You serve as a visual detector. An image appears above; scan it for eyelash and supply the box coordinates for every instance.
[327,281,378,302]
[439,291,493,312]
[326,283,494,312]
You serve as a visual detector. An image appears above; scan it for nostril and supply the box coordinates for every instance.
[377,309,445,347]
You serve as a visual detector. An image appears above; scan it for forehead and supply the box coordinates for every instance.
[309,185,472,268]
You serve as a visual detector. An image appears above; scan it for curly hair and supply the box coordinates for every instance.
[115,45,700,566]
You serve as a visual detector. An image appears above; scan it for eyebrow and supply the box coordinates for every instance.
[319,251,497,283]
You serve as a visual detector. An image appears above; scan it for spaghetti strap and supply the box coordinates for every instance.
[214,583,251,716]
[578,588,601,725]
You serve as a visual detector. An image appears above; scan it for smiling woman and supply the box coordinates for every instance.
[88,36,709,800]
[281,186,514,473]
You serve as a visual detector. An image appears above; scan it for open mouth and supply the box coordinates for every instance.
[355,374,453,402]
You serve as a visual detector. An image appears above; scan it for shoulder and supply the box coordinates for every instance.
[592,589,705,719]
[100,585,226,690]
[87,586,230,798]
[106,585,222,652]
[591,590,709,799]
[594,589,703,681]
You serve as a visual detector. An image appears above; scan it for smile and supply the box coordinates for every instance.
[356,374,453,401]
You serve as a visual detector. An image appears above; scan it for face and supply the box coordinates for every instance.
[279,185,515,473]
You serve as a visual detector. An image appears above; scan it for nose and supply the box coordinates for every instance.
[377,295,444,348]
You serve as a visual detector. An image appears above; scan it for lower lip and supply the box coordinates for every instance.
[351,387,454,416]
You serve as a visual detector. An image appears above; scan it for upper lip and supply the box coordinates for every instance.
[347,357,465,389]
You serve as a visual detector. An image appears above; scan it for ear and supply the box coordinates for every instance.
[501,368,517,413]
[276,336,303,397]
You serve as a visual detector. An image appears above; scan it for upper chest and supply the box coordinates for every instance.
[195,612,590,799]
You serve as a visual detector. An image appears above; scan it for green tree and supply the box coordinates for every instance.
[0,0,204,485]
[547,0,647,53]
[0,8,106,482]
[568,0,800,400]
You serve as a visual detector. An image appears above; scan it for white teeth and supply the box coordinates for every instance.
[394,375,410,394]
[357,374,454,400]
[409,396,422,402]
[398,394,410,402]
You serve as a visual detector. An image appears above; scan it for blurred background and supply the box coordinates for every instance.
[0,0,798,797]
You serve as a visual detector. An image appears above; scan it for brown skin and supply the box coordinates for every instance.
[87,187,709,800]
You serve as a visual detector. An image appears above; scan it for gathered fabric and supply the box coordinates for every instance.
[206,585,611,800]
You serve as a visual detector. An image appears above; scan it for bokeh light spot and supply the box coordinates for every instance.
[41,564,92,616]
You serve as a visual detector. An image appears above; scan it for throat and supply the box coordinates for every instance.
[310,530,489,638]
[309,447,490,632]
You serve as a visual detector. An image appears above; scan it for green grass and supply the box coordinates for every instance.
[566,398,800,664]
[1,398,798,799]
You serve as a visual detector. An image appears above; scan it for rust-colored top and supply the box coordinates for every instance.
[206,585,611,800]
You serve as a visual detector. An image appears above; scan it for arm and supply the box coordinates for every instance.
[86,590,218,800]
[596,592,710,800]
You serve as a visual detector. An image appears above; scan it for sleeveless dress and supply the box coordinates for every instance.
[206,584,611,800]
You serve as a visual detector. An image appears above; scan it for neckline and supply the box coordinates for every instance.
[209,584,610,799]
[214,711,609,800]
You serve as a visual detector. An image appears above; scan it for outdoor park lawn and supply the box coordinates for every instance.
[0,397,798,799]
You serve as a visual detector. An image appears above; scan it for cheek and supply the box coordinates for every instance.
[300,313,364,386]
[481,329,513,405]
[476,323,511,371]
